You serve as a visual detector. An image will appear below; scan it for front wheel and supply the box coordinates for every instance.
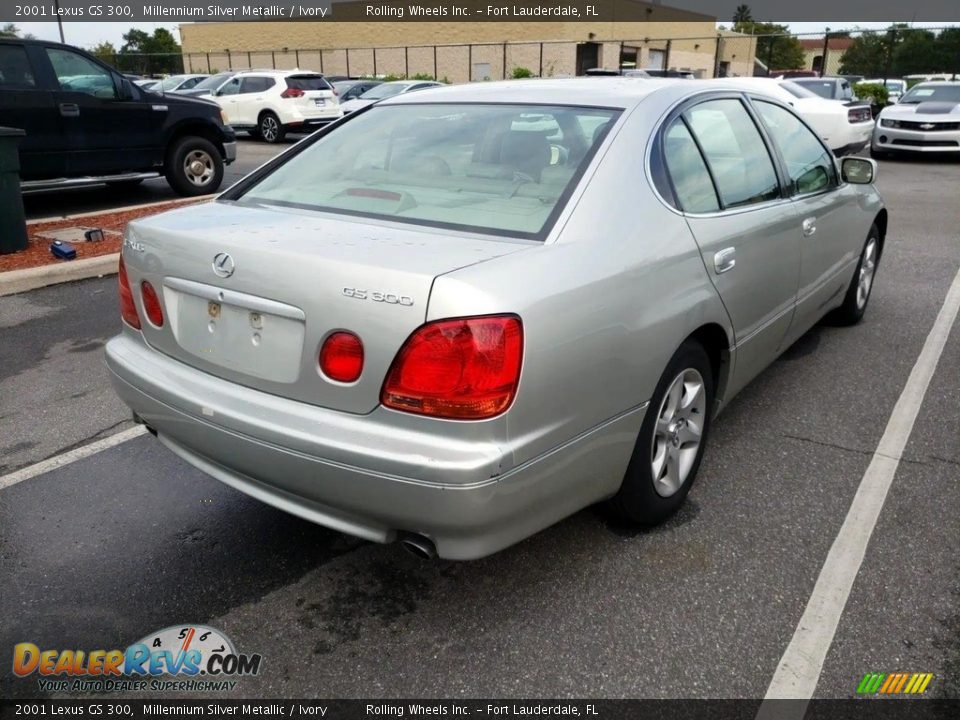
[826,224,880,326]
[258,112,285,144]
[164,136,225,197]
[609,340,714,525]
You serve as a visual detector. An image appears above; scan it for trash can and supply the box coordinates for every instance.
[0,127,28,255]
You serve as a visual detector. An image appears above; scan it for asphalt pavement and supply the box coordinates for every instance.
[1,151,957,701]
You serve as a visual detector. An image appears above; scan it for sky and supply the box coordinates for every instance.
[10,21,954,51]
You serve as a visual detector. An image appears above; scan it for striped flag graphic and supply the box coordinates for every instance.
[857,672,933,694]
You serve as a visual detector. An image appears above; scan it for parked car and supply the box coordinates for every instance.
[643,69,696,79]
[772,69,818,79]
[151,73,210,94]
[712,77,874,155]
[133,78,160,91]
[585,68,651,78]
[333,79,383,102]
[871,81,960,158]
[863,78,907,104]
[0,38,236,196]
[792,76,859,103]
[107,79,887,560]
[209,69,340,142]
[339,79,444,114]
[175,71,239,98]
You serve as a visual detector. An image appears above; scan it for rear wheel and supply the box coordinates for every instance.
[826,224,880,326]
[164,136,224,197]
[258,112,285,143]
[610,340,714,525]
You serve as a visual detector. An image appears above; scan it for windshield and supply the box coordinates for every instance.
[193,72,233,91]
[900,84,960,104]
[360,83,409,100]
[779,81,820,99]
[793,80,835,99]
[157,75,188,91]
[238,103,620,239]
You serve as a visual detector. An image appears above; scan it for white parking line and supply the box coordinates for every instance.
[0,425,147,491]
[761,263,960,708]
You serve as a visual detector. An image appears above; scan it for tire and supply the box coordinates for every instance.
[870,146,890,161]
[164,136,225,197]
[609,339,714,525]
[258,112,285,143]
[826,224,881,326]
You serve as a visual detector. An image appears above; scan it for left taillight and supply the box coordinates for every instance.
[848,106,872,123]
[140,281,164,327]
[281,87,305,98]
[118,256,141,329]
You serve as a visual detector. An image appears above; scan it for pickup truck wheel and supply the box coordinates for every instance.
[165,136,224,196]
[258,112,285,143]
[609,340,714,526]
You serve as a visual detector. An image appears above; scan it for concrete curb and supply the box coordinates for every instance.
[0,254,119,297]
[26,193,217,225]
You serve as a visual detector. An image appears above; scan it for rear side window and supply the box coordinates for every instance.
[661,120,720,213]
[240,76,274,93]
[754,101,838,195]
[0,45,36,88]
[684,99,780,209]
[286,75,331,91]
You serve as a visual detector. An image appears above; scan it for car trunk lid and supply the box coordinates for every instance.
[283,74,337,114]
[123,202,530,414]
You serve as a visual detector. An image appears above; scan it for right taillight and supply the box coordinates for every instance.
[118,256,141,329]
[381,315,523,420]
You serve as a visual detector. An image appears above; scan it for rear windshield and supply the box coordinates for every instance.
[193,72,234,90]
[237,103,620,239]
[794,80,835,99]
[360,83,409,100]
[286,75,331,91]
[900,84,960,104]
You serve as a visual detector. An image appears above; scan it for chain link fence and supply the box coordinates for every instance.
[103,26,960,85]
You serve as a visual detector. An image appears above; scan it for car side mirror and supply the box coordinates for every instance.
[841,156,877,184]
[118,77,135,101]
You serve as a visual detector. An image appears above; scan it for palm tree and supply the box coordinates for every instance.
[732,5,753,27]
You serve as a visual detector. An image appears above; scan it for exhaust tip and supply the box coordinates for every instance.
[398,532,437,560]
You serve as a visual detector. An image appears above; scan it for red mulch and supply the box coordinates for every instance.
[0,198,207,273]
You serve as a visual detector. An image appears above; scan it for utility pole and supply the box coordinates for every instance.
[54,0,65,43]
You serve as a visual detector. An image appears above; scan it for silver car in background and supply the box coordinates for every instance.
[872,81,960,158]
[107,79,887,559]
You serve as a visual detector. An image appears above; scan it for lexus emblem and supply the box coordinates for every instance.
[212,252,235,278]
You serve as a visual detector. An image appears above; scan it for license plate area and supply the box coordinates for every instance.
[163,279,306,384]
[314,98,325,107]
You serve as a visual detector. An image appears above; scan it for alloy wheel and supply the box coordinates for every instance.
[650,368,707,498]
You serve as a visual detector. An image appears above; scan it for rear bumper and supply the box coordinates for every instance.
[105,333,643,559]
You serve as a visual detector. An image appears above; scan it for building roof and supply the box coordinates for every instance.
[799,37,856,52]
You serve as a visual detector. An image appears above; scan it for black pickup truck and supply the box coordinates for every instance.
[0,38,236,196]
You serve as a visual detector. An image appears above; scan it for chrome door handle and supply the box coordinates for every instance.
[802,217,817,237]
[59,103,80,117]
[714,247,736,274]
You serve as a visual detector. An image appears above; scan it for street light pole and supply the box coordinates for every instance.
[54,0,65,43]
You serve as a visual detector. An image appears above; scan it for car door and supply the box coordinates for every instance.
[751,98,866,341]
[214,77,243,124]
[662,96,801,397]
[1,42,65,178]
[236,76,275,126]
[43,44,157,176]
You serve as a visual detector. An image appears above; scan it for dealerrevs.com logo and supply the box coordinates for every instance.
[12,625,262,693]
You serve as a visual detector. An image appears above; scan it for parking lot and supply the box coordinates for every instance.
[0,144,958,700]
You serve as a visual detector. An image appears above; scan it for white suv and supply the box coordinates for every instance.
[211,70,341,143]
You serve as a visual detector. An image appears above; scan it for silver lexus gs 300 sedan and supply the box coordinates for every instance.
[107,79,887,559]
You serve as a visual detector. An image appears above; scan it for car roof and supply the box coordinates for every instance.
[912,80,960,86]
[232,69,325,77]
[382,77,713,109]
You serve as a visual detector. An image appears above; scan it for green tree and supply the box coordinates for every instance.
[734,21,806,70]
[90,41,117,65]
[892,29,940,76]
[1,22,34,39]
[838,32,891,77]
[118,27,182,75]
